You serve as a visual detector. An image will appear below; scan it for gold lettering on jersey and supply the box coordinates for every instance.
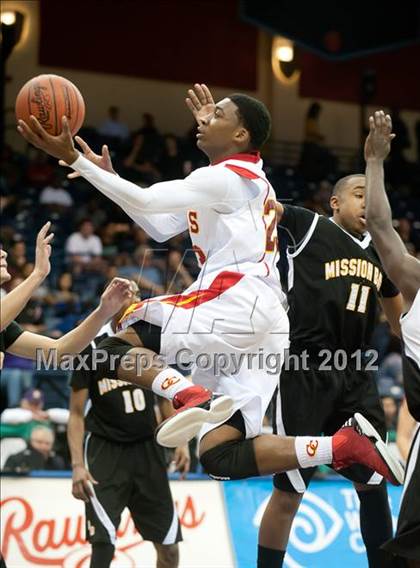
[324,258,382,291]
[98,378,132,396]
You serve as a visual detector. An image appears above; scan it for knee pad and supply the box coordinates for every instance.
[200,439,259,480]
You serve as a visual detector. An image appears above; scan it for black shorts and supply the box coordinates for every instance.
[84,433,182,545]
[273,362,386,492]
[382,426,420,563]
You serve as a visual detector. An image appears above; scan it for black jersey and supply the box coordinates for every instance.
[0,321,24,352]
[70,327,157,443]
[279,206,399,354]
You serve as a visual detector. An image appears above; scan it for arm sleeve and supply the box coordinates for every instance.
[3,321,24,350]
[279,205,316,248]
[71,155,231,214]
[127,211,188,243]
[70,345,93,390]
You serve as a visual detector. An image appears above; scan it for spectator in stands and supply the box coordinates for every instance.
[74,197,108,229]
[136,112,163,161]
[39,172,73,211]
[26,148,54,189]
[159,134,190,180]
[44,272,81,334]
[7,240,28,278]
[0,388,69,440]
[304,102,325,144]
[299,102,337,181]
[0,347,34,409]
[396,218,418,252]
[380,393,399,442]
[65,219,104,273]
[118,246,165,296]
[3,425,65,472]
[390,108,410,162]
[123,133,162,185]
[98,106,130,141]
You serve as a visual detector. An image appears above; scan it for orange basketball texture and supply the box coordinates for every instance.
[15,74,85,136]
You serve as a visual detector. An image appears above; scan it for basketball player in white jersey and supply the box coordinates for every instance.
[364,110,420,566]
[18,87,403,494]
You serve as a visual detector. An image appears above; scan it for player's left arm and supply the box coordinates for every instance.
[364,111,420,305]
[18,116,229,214]
[379,293,403,337]
[59,137,189,242]
[158,398,191,478]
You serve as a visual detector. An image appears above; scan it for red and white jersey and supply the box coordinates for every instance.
[186,154,279,285]
[73,151,283,294]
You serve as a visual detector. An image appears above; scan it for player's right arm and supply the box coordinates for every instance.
[365,111,420,305]
[68,357,98,502]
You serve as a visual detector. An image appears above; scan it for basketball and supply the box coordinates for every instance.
[15,74,85,136]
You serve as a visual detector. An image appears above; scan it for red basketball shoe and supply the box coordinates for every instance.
[155,385,233,448]
[332,413,404,485]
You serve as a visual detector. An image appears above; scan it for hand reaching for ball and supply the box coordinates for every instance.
[18,115,79,165]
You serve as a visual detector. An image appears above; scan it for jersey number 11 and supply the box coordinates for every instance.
[346,283,371,313]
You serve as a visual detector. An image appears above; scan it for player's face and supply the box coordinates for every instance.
[333,180,366,235]
[196,98,248,157]
[0,249,11,285]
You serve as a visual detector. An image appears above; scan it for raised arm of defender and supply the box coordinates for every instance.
[364,110,420,305]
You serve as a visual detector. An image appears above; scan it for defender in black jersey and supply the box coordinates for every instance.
[67,285,189,568]
[257,174,404,568]
[364,110,420,567]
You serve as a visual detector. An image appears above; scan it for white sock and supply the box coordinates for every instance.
[294,436,333,468]
[151,368,191,400]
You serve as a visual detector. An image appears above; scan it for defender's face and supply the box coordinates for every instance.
[196,98,244,156]
[0,249,11,285]
[333,179,366,235]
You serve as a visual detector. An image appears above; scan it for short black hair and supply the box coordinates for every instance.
[228,94,271,150]
[332,174,365,196]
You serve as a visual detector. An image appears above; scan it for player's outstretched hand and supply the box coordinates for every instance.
[17,115,79,165]
[364,110,396,162]
[72,465,98,502]
[186,83,215,124]
[172,445,191,479]
[98,277,132,319]
[34,221,54,279]
[59,136,117,179]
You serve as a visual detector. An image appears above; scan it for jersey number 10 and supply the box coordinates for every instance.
[346,283,371,313]
[122,389,146,413]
